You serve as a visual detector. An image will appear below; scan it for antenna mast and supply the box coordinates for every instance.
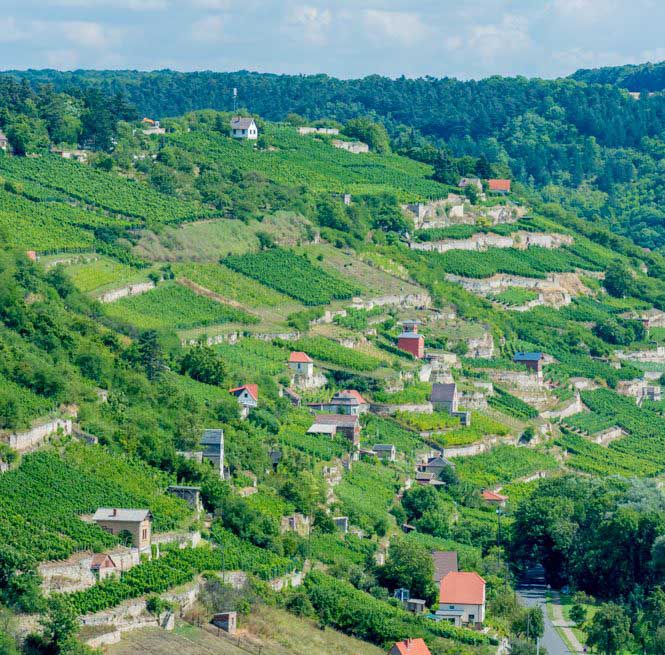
[233,87,238,113]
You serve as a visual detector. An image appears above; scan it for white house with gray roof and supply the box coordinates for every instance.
[230,117,258,140]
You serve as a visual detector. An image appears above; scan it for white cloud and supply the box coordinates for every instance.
[49,0,169,9]
[190,0,231,8]
[468,14,533,60]
[548,0,618,20]
[59,21,117,48]
[190,14,225,44]
[285,6,333,45]
[362,9,429,47]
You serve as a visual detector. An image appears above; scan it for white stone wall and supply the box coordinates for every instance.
[6,417,73,452]
[98,281,155,303]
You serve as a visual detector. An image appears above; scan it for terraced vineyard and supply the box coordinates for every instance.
[426,246,599,279]
[556,431,662,477]
[0,447,189,563]
[103,283,259,330]
[454,445,558,487]
[168,125,450,200]
[64,257,149,294]
[225,249,360,305]
[562,411,615,435]
[173,262,291,307]
[488,388,539,419]
[0,155,217,225]
[336,460,401,533]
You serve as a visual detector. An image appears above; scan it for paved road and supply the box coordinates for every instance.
[517,566,572,655]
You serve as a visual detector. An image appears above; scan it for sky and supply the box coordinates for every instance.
[0,0,664,79]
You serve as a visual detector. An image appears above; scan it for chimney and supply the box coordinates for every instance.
[112,508,117,517]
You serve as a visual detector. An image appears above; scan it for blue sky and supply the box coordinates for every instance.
[1,0,663,79]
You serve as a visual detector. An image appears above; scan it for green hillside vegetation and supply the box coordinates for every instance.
[167,124,450,200]
[2,75,665,655]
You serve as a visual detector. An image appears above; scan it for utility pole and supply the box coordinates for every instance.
[232,87,238,113]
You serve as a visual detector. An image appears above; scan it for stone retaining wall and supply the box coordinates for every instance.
[4,417,73,452]
[98,281,155,303]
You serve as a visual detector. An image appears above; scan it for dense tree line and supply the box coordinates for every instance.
[571,60,665,92]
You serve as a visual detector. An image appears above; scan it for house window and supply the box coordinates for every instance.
[142,528,148,540]
[449,605,455,610]
[469,614,475,621]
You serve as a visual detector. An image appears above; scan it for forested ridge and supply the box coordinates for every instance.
[571,60,665,92]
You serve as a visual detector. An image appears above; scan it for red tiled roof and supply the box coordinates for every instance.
[289,351,312,363]
[392,638,432,655]
[488,179,511,192]
[482,490,508,502]
[229,384,258,400]
[439,572,486,605]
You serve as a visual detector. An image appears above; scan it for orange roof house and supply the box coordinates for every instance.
[229,384,258,418]
[437,571,486,626]
[229,384,258,401]
[289,352,312,364]
[390,638,432,655]
[488,179,511,193]
[481,490,508,505]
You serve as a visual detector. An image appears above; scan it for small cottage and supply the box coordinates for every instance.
[141,118,165,135]
[229,384,258,418]
[93,508,152,552]
[0,130,10,152]
[289,351,314,378]
[458,177,482,192]
[372,444,396,461]
[418,455,453,478]
[397,320,425,359]
[437,571,486,627]
[308,414,360,446]
[200,428,225,478]
[90,553,118,581]
[430,383,458,413]
[212,611,237,634]
[513,351,544,376]
[481,490,507,507]
[167,485,203,514]
[309,389,369,415]
[230,117,258,140]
